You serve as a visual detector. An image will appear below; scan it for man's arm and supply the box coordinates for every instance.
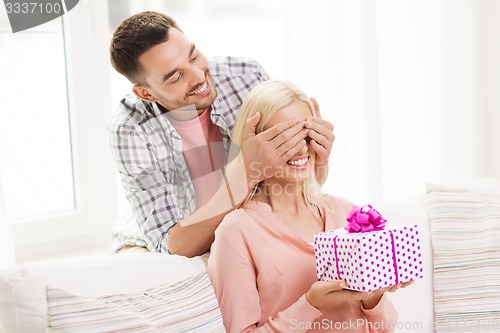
[167,114,309,257]
[109,121,184,253]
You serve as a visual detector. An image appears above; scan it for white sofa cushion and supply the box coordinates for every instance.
[375,194,435,333]
[46,272,224,333]
[0,253,207,333]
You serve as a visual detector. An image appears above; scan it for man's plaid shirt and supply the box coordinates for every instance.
[108,57,269,253]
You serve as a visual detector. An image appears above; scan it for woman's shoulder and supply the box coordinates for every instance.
[320,194,355,230]
[217,200,267,234]
[218,207,249,230]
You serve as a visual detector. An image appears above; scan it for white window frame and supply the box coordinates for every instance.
[11,0,118,262]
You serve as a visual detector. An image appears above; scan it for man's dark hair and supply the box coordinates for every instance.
[110,11,181,84]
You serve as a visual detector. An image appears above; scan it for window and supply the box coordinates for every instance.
[0,1,118,262]
[0,18,74,221]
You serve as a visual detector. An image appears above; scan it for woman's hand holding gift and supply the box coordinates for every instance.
[360,280,415,310]
[305,280,414,310]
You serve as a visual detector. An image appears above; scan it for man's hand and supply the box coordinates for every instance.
[241,112,308,187]
[305,98,335,166]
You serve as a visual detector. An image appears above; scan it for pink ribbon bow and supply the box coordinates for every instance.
[345,205,387,233]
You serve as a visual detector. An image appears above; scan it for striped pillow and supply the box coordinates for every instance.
[426,181,500,333]
[46,272,225,333]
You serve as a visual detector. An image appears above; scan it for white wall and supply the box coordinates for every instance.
[285,0,500,203]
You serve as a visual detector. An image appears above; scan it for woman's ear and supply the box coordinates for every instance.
[132,85,158,103]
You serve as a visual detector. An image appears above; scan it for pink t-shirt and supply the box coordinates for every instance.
[207,195,398,333]
[169,108,226,209]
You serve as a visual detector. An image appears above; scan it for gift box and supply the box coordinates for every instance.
[314,205,424,292]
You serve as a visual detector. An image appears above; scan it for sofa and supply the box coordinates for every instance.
[0,178,498,333]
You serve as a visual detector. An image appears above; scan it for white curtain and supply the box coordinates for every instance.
[286,0,500,203]
[0,173,15,269]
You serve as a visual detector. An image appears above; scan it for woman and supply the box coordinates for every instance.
[207,80,409,333]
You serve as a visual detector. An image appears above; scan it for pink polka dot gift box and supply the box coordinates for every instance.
[314,205,424,292]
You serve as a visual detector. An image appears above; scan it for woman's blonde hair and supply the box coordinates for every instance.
[230,80,327,217]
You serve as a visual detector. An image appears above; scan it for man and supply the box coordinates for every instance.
[108,11,334,257]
